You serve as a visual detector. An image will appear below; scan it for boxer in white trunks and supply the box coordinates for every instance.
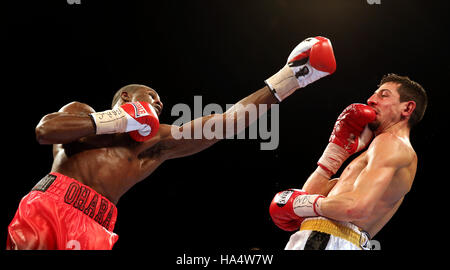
[269,73,427,250]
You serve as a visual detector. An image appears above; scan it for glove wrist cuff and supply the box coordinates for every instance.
[90,107,128,135]
[293,195,324,217]
[265,64,300,102]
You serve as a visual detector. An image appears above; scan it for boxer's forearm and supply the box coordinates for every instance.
[319,193,365,222]
[36,112,96,144]
[302,171,339,196]
[180,86,278,138]
[166,86,278,159]
[234,86,279,109]
[223,86,278,136]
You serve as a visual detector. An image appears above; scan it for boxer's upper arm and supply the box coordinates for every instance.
[325,178,339,195]
[38,102,95,126]
[58,101,96,114]
[302,174,339,196]
[349,134,410,218]
[36,102,96,145]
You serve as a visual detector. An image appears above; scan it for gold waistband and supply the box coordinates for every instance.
[300,218,368,249]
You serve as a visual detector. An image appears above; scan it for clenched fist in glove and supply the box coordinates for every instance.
[265,36,336,102]
[269,189,324,231]
[90,101,160,142]
[317,103,376,178]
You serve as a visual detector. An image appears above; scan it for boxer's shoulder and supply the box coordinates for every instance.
[58,101,95,114]
[371,133,413,152]
[368,133,416,167]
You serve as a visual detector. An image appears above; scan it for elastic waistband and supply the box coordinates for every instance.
[300,217,370,250]
[31,172,117,232]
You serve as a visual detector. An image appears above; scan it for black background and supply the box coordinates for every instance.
[1,0,449,263]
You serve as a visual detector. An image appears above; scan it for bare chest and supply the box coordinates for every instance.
[328,152,368,197]
[52,135,163,202]
[328,150,413,203]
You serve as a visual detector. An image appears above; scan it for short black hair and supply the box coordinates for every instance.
[379,73,427,128]
[111,84,148,108]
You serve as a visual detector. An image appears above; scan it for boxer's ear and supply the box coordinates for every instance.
[401,100,416,118]
[121,91,131,103]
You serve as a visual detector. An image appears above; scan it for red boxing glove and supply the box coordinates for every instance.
[122,102,160,142]
[269,189,324,231]
[265,36,336,102]
[317,103,376,178]
[90,101,160,142]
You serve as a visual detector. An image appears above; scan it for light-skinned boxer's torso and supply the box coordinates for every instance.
[302,82,418,238]
[36,86,278,204]
[325,132,416,237]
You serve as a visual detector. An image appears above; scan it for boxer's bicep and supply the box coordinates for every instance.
[36,102,96,144]
[349,137,407,217]
[57,101,96,114]
[351,163,396,216]
[38,102,94,125]
[302,171,339,196]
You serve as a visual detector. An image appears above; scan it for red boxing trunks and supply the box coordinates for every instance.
[6,172,119,250]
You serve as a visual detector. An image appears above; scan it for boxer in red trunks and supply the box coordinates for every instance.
[7,37,337,249]
[7,173,119,249]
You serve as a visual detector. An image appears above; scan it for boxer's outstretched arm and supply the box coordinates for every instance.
[145,36,336,160]
[36,102,96,144]
[159,86,278,160]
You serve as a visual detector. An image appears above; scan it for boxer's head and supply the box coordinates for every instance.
[367,73,427,132]
[112,84,163,116]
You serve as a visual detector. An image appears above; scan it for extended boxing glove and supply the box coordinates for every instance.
[90,101,160,142]
[265,36,336,102]
[317,103,376,178]
[269,189,324,231]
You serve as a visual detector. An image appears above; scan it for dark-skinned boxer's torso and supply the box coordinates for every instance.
[51,131,165,205]
[48,97,181,206]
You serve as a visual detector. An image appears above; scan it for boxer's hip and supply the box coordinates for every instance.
[7,172,118,250]
[285,217,371,250]
[30,172,118,232]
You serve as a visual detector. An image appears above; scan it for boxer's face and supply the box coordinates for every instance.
[367,82,404,132]
[129,87,164,116]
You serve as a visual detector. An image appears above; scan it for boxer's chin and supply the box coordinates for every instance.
[368,121,380,132]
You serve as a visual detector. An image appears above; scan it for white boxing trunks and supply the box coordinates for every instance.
[285,217,371,250]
